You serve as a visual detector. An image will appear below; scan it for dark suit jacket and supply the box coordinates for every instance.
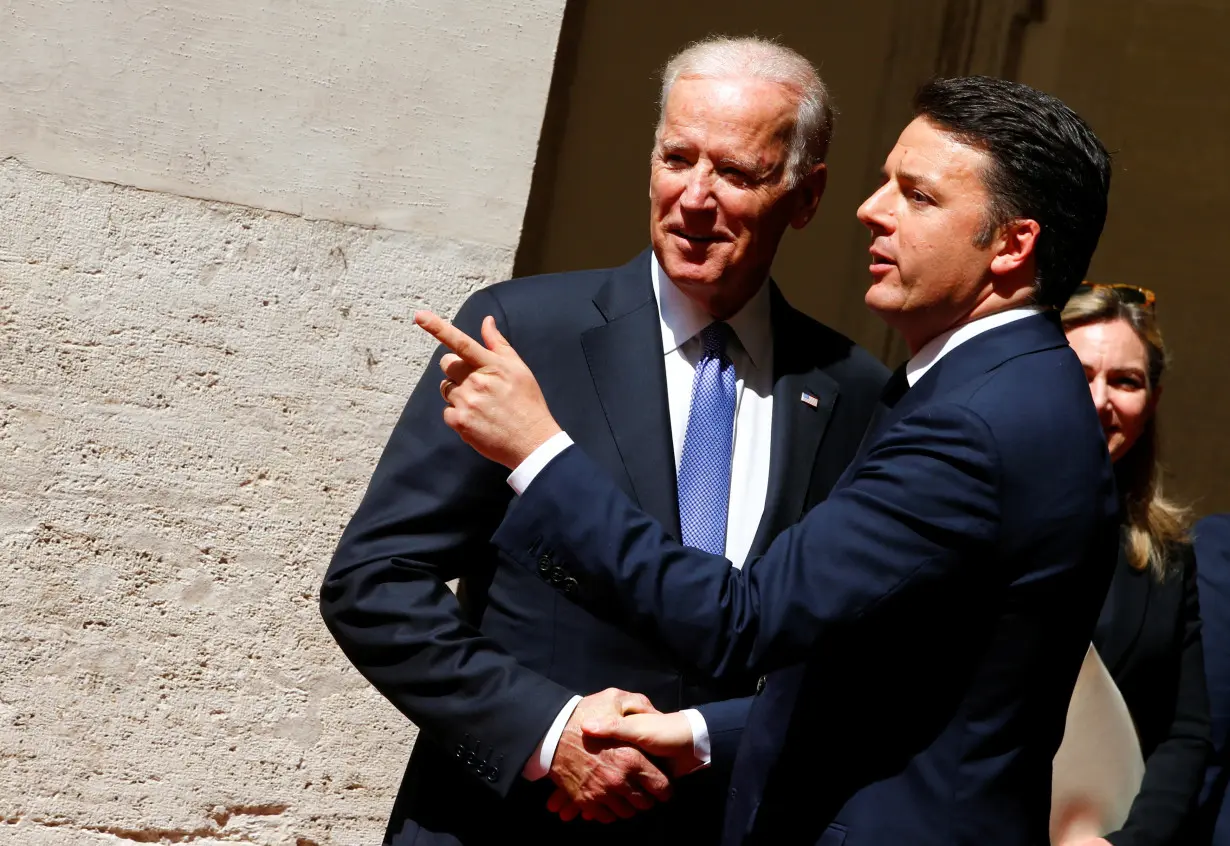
[1194,514,1230,845]
[491,312,1121,846]
[319,250,888,845]
[1094,540,1212,846]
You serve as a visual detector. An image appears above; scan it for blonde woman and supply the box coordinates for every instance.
[1055,283,1212,846]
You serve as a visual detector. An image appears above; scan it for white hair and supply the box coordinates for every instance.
[657,36,834,187]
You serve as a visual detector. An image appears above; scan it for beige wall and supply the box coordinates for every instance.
[0,2,566,843]
[520,0,1230,514]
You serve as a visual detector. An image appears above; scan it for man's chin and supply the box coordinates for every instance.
[659,253,724,288]
[864,283,900,316]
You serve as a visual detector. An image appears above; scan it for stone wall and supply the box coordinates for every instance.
[0,2,566,843]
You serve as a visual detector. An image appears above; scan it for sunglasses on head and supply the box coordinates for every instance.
[1075,282,1156,308]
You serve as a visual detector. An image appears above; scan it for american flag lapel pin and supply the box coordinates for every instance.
[800,391,819,408]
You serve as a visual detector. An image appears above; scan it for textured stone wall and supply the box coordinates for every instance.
[0,1,566,843]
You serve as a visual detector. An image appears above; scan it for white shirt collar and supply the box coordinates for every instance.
[906,306,1047,387]
[650,252,773,369]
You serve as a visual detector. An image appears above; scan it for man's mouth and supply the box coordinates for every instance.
[671,230,723,244]
[869,247,896,266]
[869,248,897,274]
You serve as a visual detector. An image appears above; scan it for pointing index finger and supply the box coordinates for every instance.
[414,310,495,368]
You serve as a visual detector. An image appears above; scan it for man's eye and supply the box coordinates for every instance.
[722,168,750,182]
[665,154,691,167]
[910,190,932,204]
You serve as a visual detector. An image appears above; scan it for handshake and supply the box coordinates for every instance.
[544,687,702,824]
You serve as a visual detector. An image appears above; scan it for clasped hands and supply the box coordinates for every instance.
[415,312,700,821]
[542,687,702,824]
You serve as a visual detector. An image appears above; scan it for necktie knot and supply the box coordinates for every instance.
[700,322,732,360]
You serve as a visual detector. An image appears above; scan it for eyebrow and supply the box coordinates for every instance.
[658,141,771,178]
[717,155,767,176]
[1084,362,1148,378]
[896,168,938,192]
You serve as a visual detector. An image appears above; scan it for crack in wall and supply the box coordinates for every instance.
[8,804,289,843]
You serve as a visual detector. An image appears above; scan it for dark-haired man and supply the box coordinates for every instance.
[418,76,1122,845]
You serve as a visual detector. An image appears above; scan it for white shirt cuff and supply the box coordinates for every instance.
[680,708,712,774]
[507,431,575,495]
[521,694,583,781]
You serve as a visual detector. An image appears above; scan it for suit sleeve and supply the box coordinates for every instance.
[1194,516,1230,841]
[491,401,1002,679]
[320,288,575,797]
[1108,546,1213,846]
[693,696,753,772]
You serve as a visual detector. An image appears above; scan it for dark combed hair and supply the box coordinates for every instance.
[913,76,1112,308]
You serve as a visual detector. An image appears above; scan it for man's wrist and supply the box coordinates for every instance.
[679,708,711,775]
[521,694,582,781]
[507,431,574,494]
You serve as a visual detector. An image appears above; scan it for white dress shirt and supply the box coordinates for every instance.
[514,253,775,779]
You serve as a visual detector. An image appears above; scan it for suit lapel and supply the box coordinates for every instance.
[580,251,682,540]
[835,312,1072,493]
[748,286,839,558]
[1095,544,1152,677]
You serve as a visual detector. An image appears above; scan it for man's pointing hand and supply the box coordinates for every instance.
[415,310,563,469]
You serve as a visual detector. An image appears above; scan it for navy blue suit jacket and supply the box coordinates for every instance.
[1194,514,1230,845]
[319,250,887,845]
[492,313,1121,846]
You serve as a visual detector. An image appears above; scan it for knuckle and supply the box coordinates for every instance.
[613,748,640,769]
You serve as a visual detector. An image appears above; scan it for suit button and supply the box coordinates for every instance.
[537,555,552,577]
[729,787,738,799]
[549,567,566,585]
[562,577,578,595]
[487,766,500,783]
[755,676,767,695]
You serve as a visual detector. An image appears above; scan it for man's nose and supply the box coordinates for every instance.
[857,184,892,230]
[680,168,717,211]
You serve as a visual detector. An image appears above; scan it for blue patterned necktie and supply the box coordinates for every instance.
[677,322,737,555]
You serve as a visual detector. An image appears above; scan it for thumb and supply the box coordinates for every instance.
[616,691,660,716]
[581,715,634,741]
[480,315,512,353]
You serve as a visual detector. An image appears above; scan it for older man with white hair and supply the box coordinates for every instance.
[321,36,887,846]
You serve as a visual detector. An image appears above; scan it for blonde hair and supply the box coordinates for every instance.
[657,36,834,187]
[1061,285,1189,579]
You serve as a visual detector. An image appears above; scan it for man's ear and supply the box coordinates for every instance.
[989,218,1042,276]
[790,163,827,230]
